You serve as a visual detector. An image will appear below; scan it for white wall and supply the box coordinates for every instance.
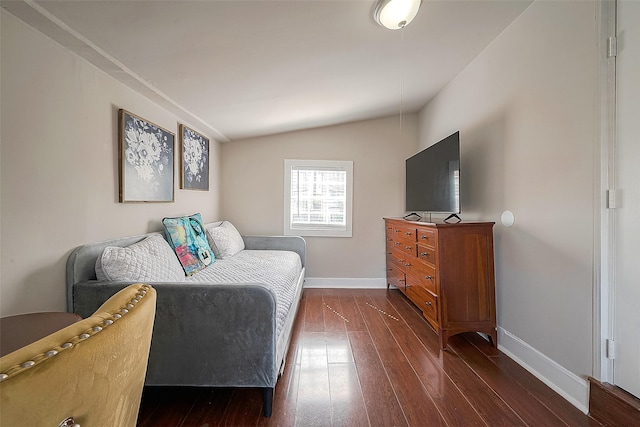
[0,11,221,316]
[418,0,598,409]
[221,115,418,283]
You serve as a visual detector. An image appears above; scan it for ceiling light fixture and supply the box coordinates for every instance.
[373,0,422,30]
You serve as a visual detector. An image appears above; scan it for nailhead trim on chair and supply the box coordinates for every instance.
[0,285,152,382]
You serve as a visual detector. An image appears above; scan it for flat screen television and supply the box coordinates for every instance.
[405,131,460,216]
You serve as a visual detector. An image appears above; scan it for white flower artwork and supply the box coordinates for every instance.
[180,124,209,191]
[119,109,175,202]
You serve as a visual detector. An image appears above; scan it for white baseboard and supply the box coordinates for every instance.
[497,327,589,414]
[304,277,387,289]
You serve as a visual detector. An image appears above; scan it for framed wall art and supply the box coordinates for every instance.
[118,109,175,202]
[179,124,209,191]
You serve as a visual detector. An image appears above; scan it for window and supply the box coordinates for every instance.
[284,159,353,237]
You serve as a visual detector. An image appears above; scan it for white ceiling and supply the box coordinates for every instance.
[2,0,531,142]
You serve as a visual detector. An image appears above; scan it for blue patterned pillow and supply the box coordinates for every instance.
[162,213,214,276]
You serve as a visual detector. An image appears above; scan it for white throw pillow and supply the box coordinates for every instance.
[206,221,245,259]
[96,234,185,282]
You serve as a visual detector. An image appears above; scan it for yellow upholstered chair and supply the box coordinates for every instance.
[0,284,156,427]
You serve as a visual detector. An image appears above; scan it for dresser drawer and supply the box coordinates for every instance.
[385,223,394,239]
[422,287,438,322]
[392,224,417,242]
[406,261,437,294]
[390,239,416,257]
[417,244,436,266]
[406,277,438,323]
[399,241,416,257]
[387,248,409,273]
[387,264,406,292]
[417,228,437,249]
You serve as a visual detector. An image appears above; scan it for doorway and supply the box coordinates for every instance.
[610,0,640,399]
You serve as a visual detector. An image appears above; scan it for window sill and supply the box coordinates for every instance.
[284,228,352,238]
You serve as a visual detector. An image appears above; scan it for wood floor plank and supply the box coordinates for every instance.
[322,292,348,334]
[326,330,354,365]
[322,291,354,365]
[218,388,262,427]
[136,387,164,426]
[137,386,202,427]
[328,363,370,427]
[384,360,448,427]
[588,379,640,427]
[354,293,408,364]
[304,289,325,333]
[337,291,368,332]
[295,331,332,426]
[348,330,409,427]
[181,388,233,427]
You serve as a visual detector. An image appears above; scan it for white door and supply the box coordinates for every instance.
[613,0,640,398]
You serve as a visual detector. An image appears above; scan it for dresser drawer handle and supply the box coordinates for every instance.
[421,236,428,240]
[404,263,411,267]
[394,242,400,245]
[420,252,427,256]
[425,301,432,306]
[399,279,405,282]
[406,246,412,250]
[394,230,401,233]
[405,232,412,235]
[386,252,392,255]
[425,275,433,280]
[397,259,403,263]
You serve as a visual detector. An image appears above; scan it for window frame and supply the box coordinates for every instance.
[284,159,353,237]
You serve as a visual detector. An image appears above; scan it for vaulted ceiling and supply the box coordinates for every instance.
[2,0,531,141]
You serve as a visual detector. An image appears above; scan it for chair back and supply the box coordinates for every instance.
[0,284,156,427]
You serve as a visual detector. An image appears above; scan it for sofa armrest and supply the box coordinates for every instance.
[242,235,306,268]
[73,281,279,387]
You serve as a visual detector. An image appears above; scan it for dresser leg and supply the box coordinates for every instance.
[489,329,498,347]
[439,330,449,350]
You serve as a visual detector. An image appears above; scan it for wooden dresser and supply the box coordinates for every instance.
[384,218,497,349]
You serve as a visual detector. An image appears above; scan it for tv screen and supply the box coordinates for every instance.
[405,131,460,214]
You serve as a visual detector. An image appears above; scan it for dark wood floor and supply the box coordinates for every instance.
[137,288,602,426]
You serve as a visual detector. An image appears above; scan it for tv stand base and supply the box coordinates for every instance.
[443,213,461,223]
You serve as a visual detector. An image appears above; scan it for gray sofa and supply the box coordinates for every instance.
[65,223,305,417]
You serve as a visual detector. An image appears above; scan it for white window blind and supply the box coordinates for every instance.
[284,160,353,237]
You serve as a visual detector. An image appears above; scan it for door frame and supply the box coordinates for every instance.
[594,0,616,384]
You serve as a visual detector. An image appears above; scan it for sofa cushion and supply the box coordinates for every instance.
[96,234,185,282]
[206,221,245,259]
[162,213,214,276]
